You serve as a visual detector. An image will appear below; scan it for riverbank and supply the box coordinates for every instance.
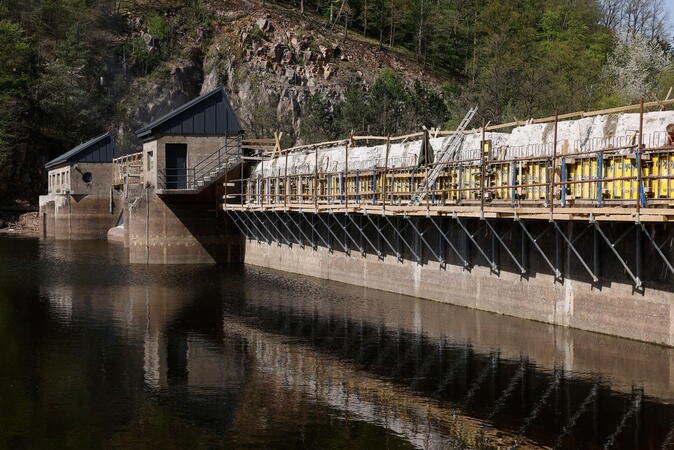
[0,209,39,235]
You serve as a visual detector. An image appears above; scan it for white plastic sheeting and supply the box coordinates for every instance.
[252,111,674,177]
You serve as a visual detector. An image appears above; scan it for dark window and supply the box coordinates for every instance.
[82,172,93,183]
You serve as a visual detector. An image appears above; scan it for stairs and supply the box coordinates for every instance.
[409,107,478,206]
[158,139,242,194]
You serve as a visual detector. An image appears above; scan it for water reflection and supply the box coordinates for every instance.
[1,236,674,448]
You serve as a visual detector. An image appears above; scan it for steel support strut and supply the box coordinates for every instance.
[272,210,303,247]
[297,212,331,249]
[383,215,420,262]
[454,215,496,270]
[315,213,349,253]
[429,217,469,268]
[331,213,364,253]
[405,216,441,262]
[640,223,674,278]
[552,222,598,283]
[227,210,253,240]
[484,220,525,274]
[346,214,381,256]
[518,220,560,279]
[363,213,400,259]
[593,221,642,288]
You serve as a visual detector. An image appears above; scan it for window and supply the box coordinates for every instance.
[82,172,93,183]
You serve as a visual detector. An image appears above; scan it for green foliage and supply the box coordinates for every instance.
[301,70,450,141]
[146,13,168,39]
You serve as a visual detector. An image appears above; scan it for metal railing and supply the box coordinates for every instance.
[157,135,242,191]
[112,151,143,185]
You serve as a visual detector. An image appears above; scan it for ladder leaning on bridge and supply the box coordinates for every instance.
[409,106,478,206]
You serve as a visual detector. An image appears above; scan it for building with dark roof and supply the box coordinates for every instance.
[45,133,115,195]
[135,86,243,193]
[40,133,122,240]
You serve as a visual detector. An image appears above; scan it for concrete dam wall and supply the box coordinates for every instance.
[233,110,674,346]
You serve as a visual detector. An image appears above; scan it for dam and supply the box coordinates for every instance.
[37,88,674,346]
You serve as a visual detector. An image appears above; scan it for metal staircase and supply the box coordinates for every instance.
[409,107,478,206]
[157,137,242,194]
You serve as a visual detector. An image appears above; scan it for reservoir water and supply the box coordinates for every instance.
[1,235,674,449]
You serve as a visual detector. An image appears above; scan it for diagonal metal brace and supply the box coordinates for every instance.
[454,216,496,270]
[363,213,400,258]
[346,214,381,256]
[237,210,269,243]
[552,222,598,282]
[594,221,641,288]
[640,223,674,278]
[331,213,364,253]
[405,217,442,262]
[315,213,349,253]
[227,210,251,238]
[484,220,525,274]
[429,216,469,268]
[297,212,331,250]
[518,220,560,279]
[383,215,420,262]
[272,210,303,247]
[258,211,291,246]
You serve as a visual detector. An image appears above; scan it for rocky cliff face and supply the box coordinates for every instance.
[116,1,442,153]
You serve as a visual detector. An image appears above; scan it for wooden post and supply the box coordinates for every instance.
[383,135,391,212]
[224,163,228,211]
[637,97,644,217]
[550,113,558,216]
[480,120,486,217]
[284,149,289,208]
[423,128,430,214]
[240,161,244,206]
[344,141,349,211]
[314,146,319,211]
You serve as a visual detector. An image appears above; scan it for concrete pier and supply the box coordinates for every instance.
[126,184,242,264]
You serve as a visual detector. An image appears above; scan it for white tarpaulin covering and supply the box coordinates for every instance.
[252,111,674,177]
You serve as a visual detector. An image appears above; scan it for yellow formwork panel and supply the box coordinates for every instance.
[568,158,599,200]
[491,163,511,200]
[650,152,674,199]
[603,156,638,200]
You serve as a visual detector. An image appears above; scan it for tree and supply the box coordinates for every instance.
[603,31,672,102]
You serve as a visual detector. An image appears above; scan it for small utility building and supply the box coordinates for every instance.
[45,133,116,195]
[40,133,121,240]
[135,86,243,192]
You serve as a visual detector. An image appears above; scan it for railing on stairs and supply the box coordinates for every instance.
[157,135,242,191]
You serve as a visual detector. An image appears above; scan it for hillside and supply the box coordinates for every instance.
[0,0,672,203]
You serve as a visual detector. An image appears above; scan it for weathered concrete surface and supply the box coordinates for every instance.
[244,240,674,346]
[38,193,121,240]
[40,163,122,239]
[126,184,242,264]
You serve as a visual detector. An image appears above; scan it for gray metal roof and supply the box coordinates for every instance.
[45,133,115,169]
[135,87,243,140]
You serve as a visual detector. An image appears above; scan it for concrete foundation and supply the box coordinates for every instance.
[126,184,242,264]
[39,192,122,240]
[243,237,674,346]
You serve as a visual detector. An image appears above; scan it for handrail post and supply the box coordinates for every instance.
[383,135,390,213]
[344,141,349,211]
[424,127,430,214]
[314,146,319,211]
[637,97,644,219]
[550,113,558,217]
[480,121,486,218]
[284,148,289,208]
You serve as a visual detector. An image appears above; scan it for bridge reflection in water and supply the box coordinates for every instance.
[17,238,674,448]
